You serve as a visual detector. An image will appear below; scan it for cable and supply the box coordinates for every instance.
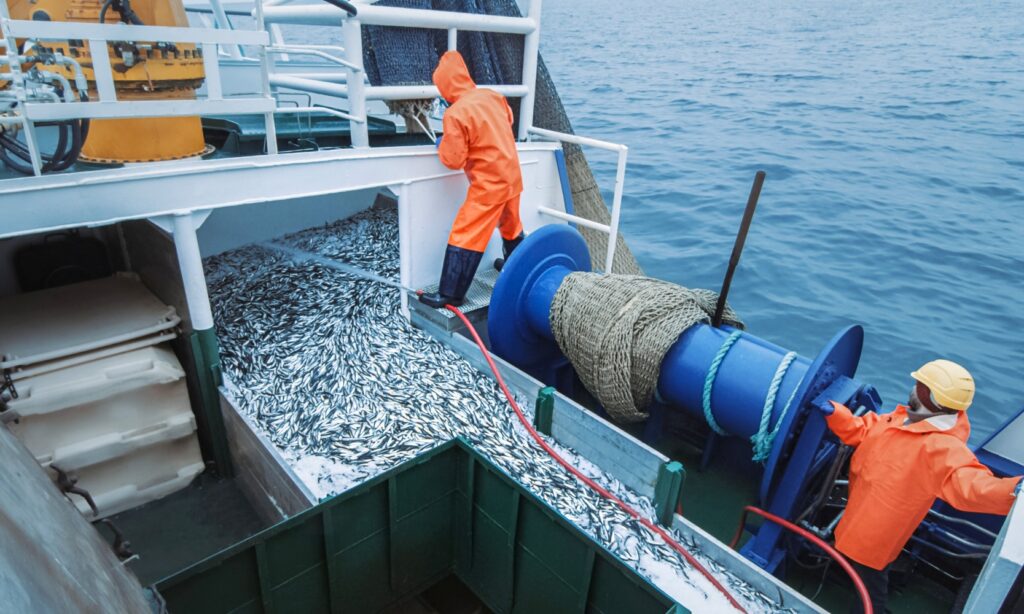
[729,505,872,614]
[443,302,747,612]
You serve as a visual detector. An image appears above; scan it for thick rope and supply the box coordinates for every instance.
[701,330,742,435]
[550,273,742,422]
[750,351,798,462]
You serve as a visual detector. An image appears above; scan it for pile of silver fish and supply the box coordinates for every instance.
[204,207,790,613]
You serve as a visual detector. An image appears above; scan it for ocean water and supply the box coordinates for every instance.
[539,0,1024,444]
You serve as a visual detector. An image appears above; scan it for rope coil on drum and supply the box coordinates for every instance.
[549,272,742,423]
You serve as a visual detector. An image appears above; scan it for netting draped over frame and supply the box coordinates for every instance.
[550,273,743,422]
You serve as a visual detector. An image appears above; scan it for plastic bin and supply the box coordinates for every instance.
[6,345,204,519]
[65,435,205,518]
[0,273,180,371]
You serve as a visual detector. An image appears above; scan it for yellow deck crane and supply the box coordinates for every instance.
[4,0,208,166]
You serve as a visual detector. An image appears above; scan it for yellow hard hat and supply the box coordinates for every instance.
[911,359,975,412]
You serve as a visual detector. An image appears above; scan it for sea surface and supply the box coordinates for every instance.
[539,0,1023,444]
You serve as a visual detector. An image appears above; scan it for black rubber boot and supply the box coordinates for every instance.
[494,232,526,271]
[419,245,483,309]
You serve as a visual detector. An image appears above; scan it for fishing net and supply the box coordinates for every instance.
[386,98,436,135]
[361,0,643,274]
[550,273,743,422]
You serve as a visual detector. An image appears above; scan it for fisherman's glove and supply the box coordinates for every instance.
[435,135,443,149]
[818,400,838,417]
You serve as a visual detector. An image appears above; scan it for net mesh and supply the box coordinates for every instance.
[550,273,743,422]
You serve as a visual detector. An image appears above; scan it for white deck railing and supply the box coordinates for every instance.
[1,0,627,262]
[527,127,628,273]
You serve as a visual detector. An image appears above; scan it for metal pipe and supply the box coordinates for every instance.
[447,27,457,51]
[254,0,278,154]
[528,126,626,152]
[261,4,535,34]
[268,46,361,71]
[367,84,528,100]
[604,145,627,272]
[927,508,1000,540]
[280,106,364,123]
[341,18,368,148]
[270,74,348,98]
[171,212,215,331]
[207,0,243,58]
[537,206,611,232]
[516,0,541,140]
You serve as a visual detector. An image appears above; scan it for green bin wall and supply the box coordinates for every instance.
[157,438,684,614]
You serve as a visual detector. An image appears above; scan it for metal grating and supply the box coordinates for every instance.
[409,266,500,332]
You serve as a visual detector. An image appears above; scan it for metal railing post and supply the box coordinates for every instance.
[517,0,542,141]
[207,0,243,58]
[605,145,628,273]
[254,0,279,154]
[447,27,457,51]
[1,10,43,175]
[341,18,369,148]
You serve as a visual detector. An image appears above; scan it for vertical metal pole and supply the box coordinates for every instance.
[604,145,628,273]
[171,212,233,476]
[447,28,458,51]
[207,0,242,58]
[516,0,542,141]
[0,11,41,175]
[342,18,369,149]
[172,213,215,332]
[254,0,278,154]
[398,182,412,319]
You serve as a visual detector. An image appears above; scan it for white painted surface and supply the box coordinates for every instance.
[397,148,565,294]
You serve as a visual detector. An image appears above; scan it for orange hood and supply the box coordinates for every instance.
[433,51,476,103]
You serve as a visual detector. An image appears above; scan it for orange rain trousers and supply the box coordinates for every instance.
[433,51,524,252]
[449,195,523,253]
[825,401,1019,570]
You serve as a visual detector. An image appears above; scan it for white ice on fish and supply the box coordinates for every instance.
[204,208,790,614]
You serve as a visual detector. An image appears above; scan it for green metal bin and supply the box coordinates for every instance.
[156,438,684,613]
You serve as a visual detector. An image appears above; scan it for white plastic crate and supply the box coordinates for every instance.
[0,273,180,371]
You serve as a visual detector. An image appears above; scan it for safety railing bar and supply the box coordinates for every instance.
[605,145,627,272]
[22,97,276,121]
[185,6,253,17]
[202,42,223,100]
[206,0,243,58]
[260,4,535,34]
[527,126,626,153]
[538,207,612,233]
[279,106,364,124]
[3,19,270,46]
[366,84,528,100]
[267,46,361,72]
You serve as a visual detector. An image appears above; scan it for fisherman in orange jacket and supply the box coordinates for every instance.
[419,50,525,309]
[820,359,1021,613]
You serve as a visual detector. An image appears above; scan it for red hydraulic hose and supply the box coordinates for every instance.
[444,304,747,612]
[730,505,873,614]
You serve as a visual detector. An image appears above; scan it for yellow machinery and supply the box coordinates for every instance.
[6,0,209,163]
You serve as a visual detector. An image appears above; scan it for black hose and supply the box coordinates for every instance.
[320,0,358,17]
[98,0,113,23]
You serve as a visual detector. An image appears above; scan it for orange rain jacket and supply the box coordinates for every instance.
[826,401,1019,570]
[433,51,524,252]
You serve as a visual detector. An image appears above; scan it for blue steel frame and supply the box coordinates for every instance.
[488,226,876,574]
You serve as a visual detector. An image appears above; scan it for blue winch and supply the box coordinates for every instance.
[487,224,883,571]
